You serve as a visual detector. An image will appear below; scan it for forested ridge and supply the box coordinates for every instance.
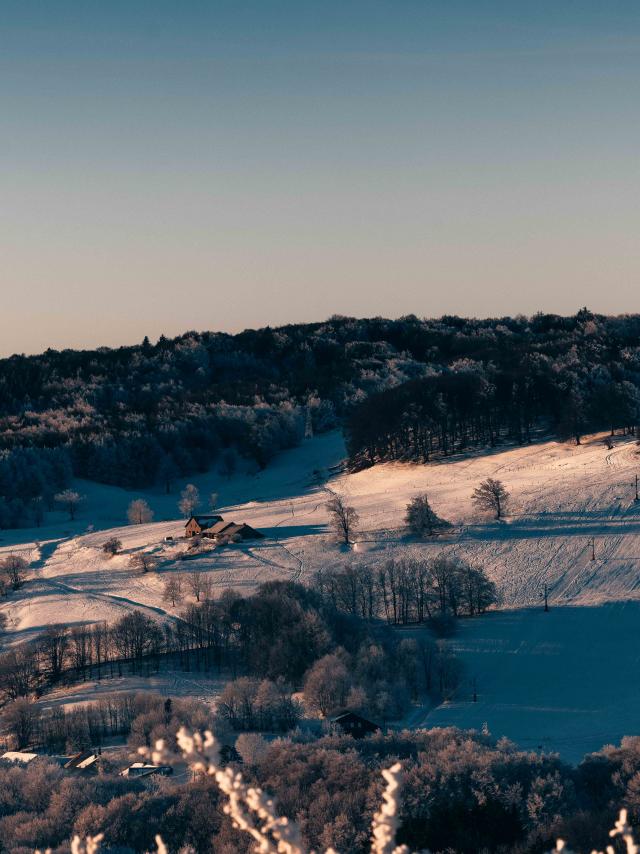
[2,309,640,526]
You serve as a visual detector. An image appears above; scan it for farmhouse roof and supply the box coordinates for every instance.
[187,515,223,530]
[207,520,235,535]
[329,711,380,734]
[224,523,264,539]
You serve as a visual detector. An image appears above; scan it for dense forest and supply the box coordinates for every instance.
[3,309,640,526]
[2,724,640,853]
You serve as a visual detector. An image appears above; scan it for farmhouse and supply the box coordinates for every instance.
[184,517,264,542]
[185,514,223,537]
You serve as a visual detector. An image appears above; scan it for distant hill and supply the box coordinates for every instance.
[2,309,640,527]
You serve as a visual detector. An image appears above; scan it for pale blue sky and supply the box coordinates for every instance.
[2,2,640,354]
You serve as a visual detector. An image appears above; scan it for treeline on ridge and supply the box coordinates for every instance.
[5,309,640,525]
[346,310,640,466]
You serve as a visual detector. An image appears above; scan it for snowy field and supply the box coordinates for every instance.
[419,602,640,765]
[2,429,640,761]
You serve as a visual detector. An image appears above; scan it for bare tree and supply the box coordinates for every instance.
[0,647,37,700]
[179,484,200,518]
[2,555,28,590]
[187,570,205,602]
[102,537,122,557]
[326,494,359,544]
[209,492,219,513]
[201,576,214,601]
[129,552,159,573]
[471,478,509,519]
[2,697,39,749]
[127,499,154,525]
[54,489,84,520]
[162,574,184,607]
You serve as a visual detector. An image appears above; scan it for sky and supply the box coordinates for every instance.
[2,1,640,356]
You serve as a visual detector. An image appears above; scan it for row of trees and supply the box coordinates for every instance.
[2,690,211,754]
[0,581,440,726]
[125,484,220,527]
[326,481,510,549]
[347,358,640,467]
[312,555,498,625]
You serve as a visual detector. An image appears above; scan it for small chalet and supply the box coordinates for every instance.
[185,515,223,537]
[330,711,380,739]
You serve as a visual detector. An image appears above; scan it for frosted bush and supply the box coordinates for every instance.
[35,729,640,854]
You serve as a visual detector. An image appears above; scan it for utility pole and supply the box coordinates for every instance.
[588,537,596,561]
[543,583,549,612]
[635,474,639,502]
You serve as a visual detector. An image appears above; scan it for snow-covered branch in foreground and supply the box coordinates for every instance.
[370,763,409,854]
[34,730,640,854]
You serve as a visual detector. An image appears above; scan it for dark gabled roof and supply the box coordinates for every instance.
[208,520,235,536]
[220,522,264,539]
[330,711,379,728]
[187,515,223,530]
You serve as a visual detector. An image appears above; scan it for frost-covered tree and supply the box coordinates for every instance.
[129,552,159,573]
[162,574,184,607]
[186,570,205,602]
[54,489,84,520]
[1,554,27,590]
[471,478,509,519]
[235,731,269,765]
[102,537,122,557]
[178,484,200,517]
[405,493,449,537]
[127,498,154,525]
[303,651,352,716]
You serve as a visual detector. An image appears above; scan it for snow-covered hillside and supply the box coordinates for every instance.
[419,601,640,764]
[3,430,640,645]
[3,429,640,762]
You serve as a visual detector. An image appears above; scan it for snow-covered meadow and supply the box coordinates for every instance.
[3,428,640,760]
